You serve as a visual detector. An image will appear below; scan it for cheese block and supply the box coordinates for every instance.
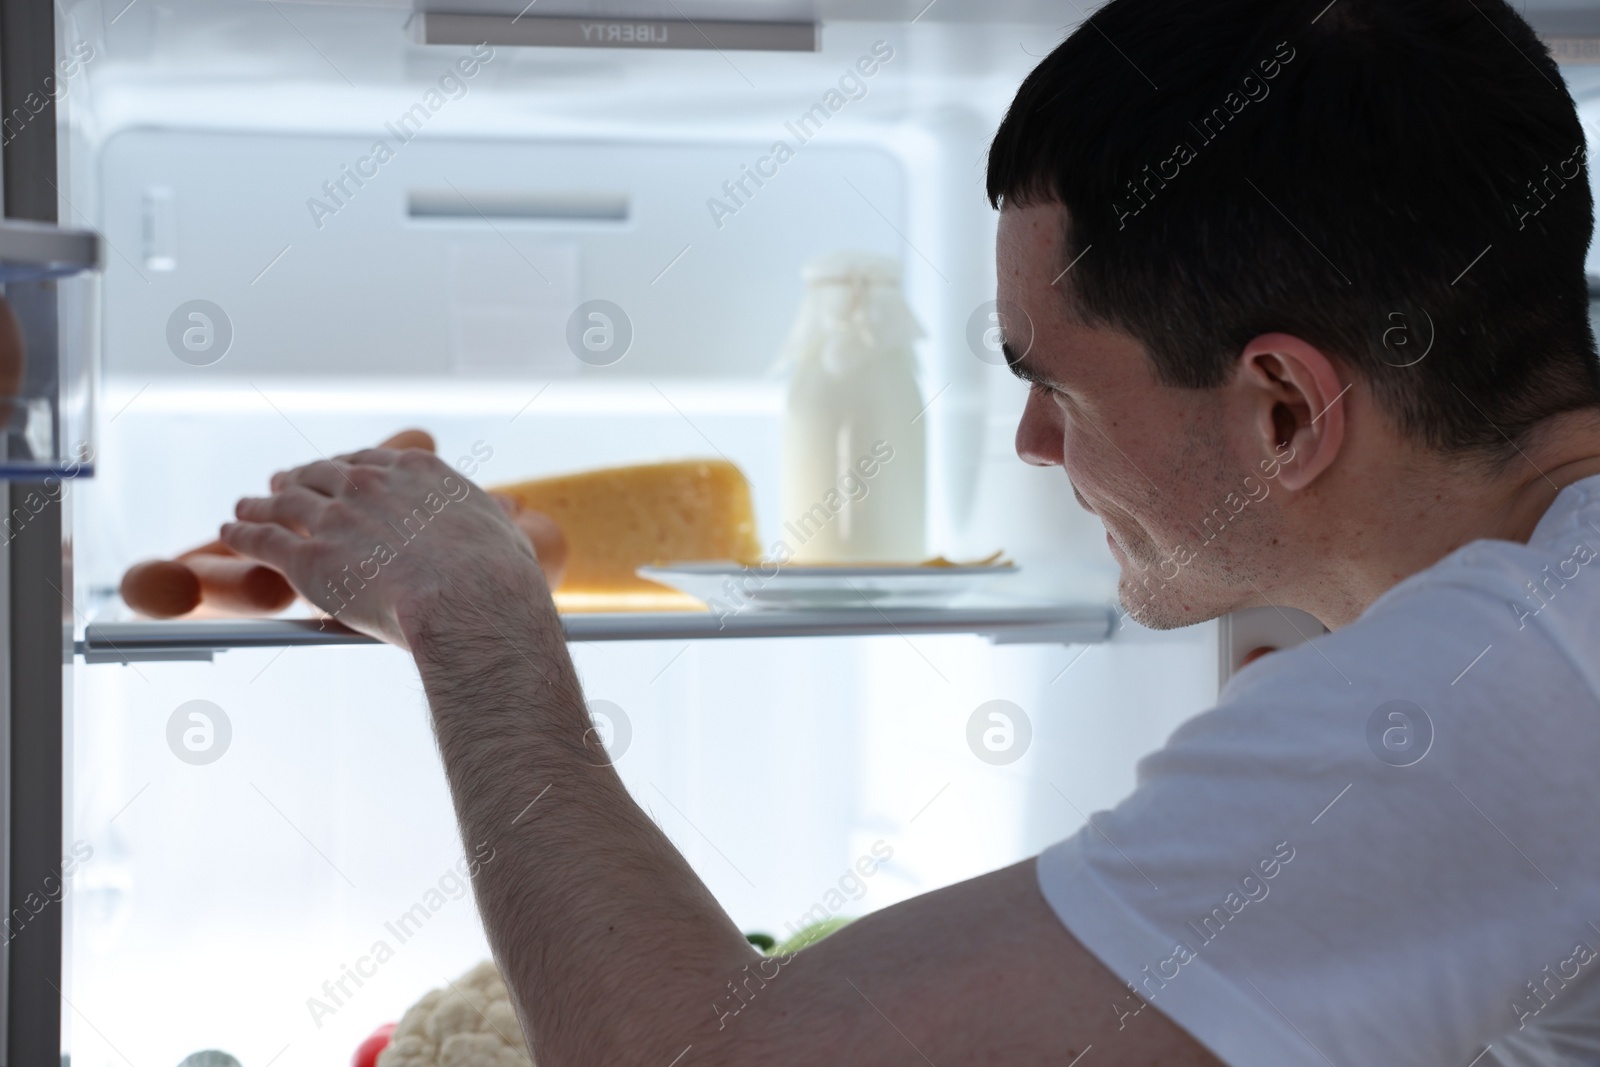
[490,459,762,612]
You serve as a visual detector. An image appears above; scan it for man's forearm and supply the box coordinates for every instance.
[401,575,756,1065]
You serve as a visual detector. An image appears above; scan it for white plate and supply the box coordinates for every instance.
[637,561,1019,611]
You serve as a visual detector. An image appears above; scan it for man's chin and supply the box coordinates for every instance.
[1115,573,1228,631]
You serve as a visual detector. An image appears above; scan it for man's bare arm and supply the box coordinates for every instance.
[398,572,759,1063]
[222,447,1223,1066]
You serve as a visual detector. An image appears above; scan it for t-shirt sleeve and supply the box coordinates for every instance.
[1036,575,1600,1067]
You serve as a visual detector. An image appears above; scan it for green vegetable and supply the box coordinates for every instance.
[768,917,853,956]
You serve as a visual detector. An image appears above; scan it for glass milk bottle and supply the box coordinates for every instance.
[778,251,926,563]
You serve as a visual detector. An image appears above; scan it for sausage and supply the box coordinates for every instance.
[120,559,202,619]
[119,543,294,619]
[179,548,297,616]
[378,428,435,452]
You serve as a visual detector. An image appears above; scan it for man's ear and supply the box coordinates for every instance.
[1237,333,1347,492]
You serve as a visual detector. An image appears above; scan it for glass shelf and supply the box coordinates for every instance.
[77,602,1115,664]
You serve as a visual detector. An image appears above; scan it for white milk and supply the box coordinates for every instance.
[778,251,926,563]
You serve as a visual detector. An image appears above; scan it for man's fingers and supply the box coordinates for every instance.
[331,447,405,468]
[489,490,521,518]
[272,458,355,497]
[273,451,413,496]
[219,520,305,571]
[236,486,328,534]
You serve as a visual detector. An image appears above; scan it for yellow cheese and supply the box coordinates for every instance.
[490,459,762,612]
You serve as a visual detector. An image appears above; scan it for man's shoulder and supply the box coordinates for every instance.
[1154,528,1600,801]
[1228,524,1600,708]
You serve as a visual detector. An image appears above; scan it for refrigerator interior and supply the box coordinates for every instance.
[53,1,1600,1064]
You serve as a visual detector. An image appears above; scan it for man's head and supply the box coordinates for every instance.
[988,0,1600,628]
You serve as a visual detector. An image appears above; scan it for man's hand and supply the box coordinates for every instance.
[220,447,548,648]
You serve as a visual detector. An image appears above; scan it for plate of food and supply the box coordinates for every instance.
[638,552,1017,611]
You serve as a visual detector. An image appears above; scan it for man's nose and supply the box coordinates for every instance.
[1015,388,1064,467]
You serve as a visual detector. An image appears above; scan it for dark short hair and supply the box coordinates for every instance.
[987,0,1600,457]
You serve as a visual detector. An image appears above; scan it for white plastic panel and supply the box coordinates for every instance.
[99,131,905,380]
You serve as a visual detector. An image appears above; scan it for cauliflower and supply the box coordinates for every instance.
[377,960,533,1067]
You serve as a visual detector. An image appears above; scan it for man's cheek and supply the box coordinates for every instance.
[1060,430,1108,487]
[1063,450,1137,517]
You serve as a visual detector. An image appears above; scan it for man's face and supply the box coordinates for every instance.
[1000,201,1286,629]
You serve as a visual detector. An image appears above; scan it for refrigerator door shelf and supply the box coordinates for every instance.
[77,603,1115,663]
[0,218,101,282]
[0,220,102,480]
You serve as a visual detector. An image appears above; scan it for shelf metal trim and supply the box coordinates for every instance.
[415,12,819,52]
[0,218,101,278]
[78,604,1114,664]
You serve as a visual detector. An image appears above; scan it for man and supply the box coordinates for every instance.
[222,0,1600,1062]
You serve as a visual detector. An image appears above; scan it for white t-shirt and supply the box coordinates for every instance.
[1037,473,1600,1067]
